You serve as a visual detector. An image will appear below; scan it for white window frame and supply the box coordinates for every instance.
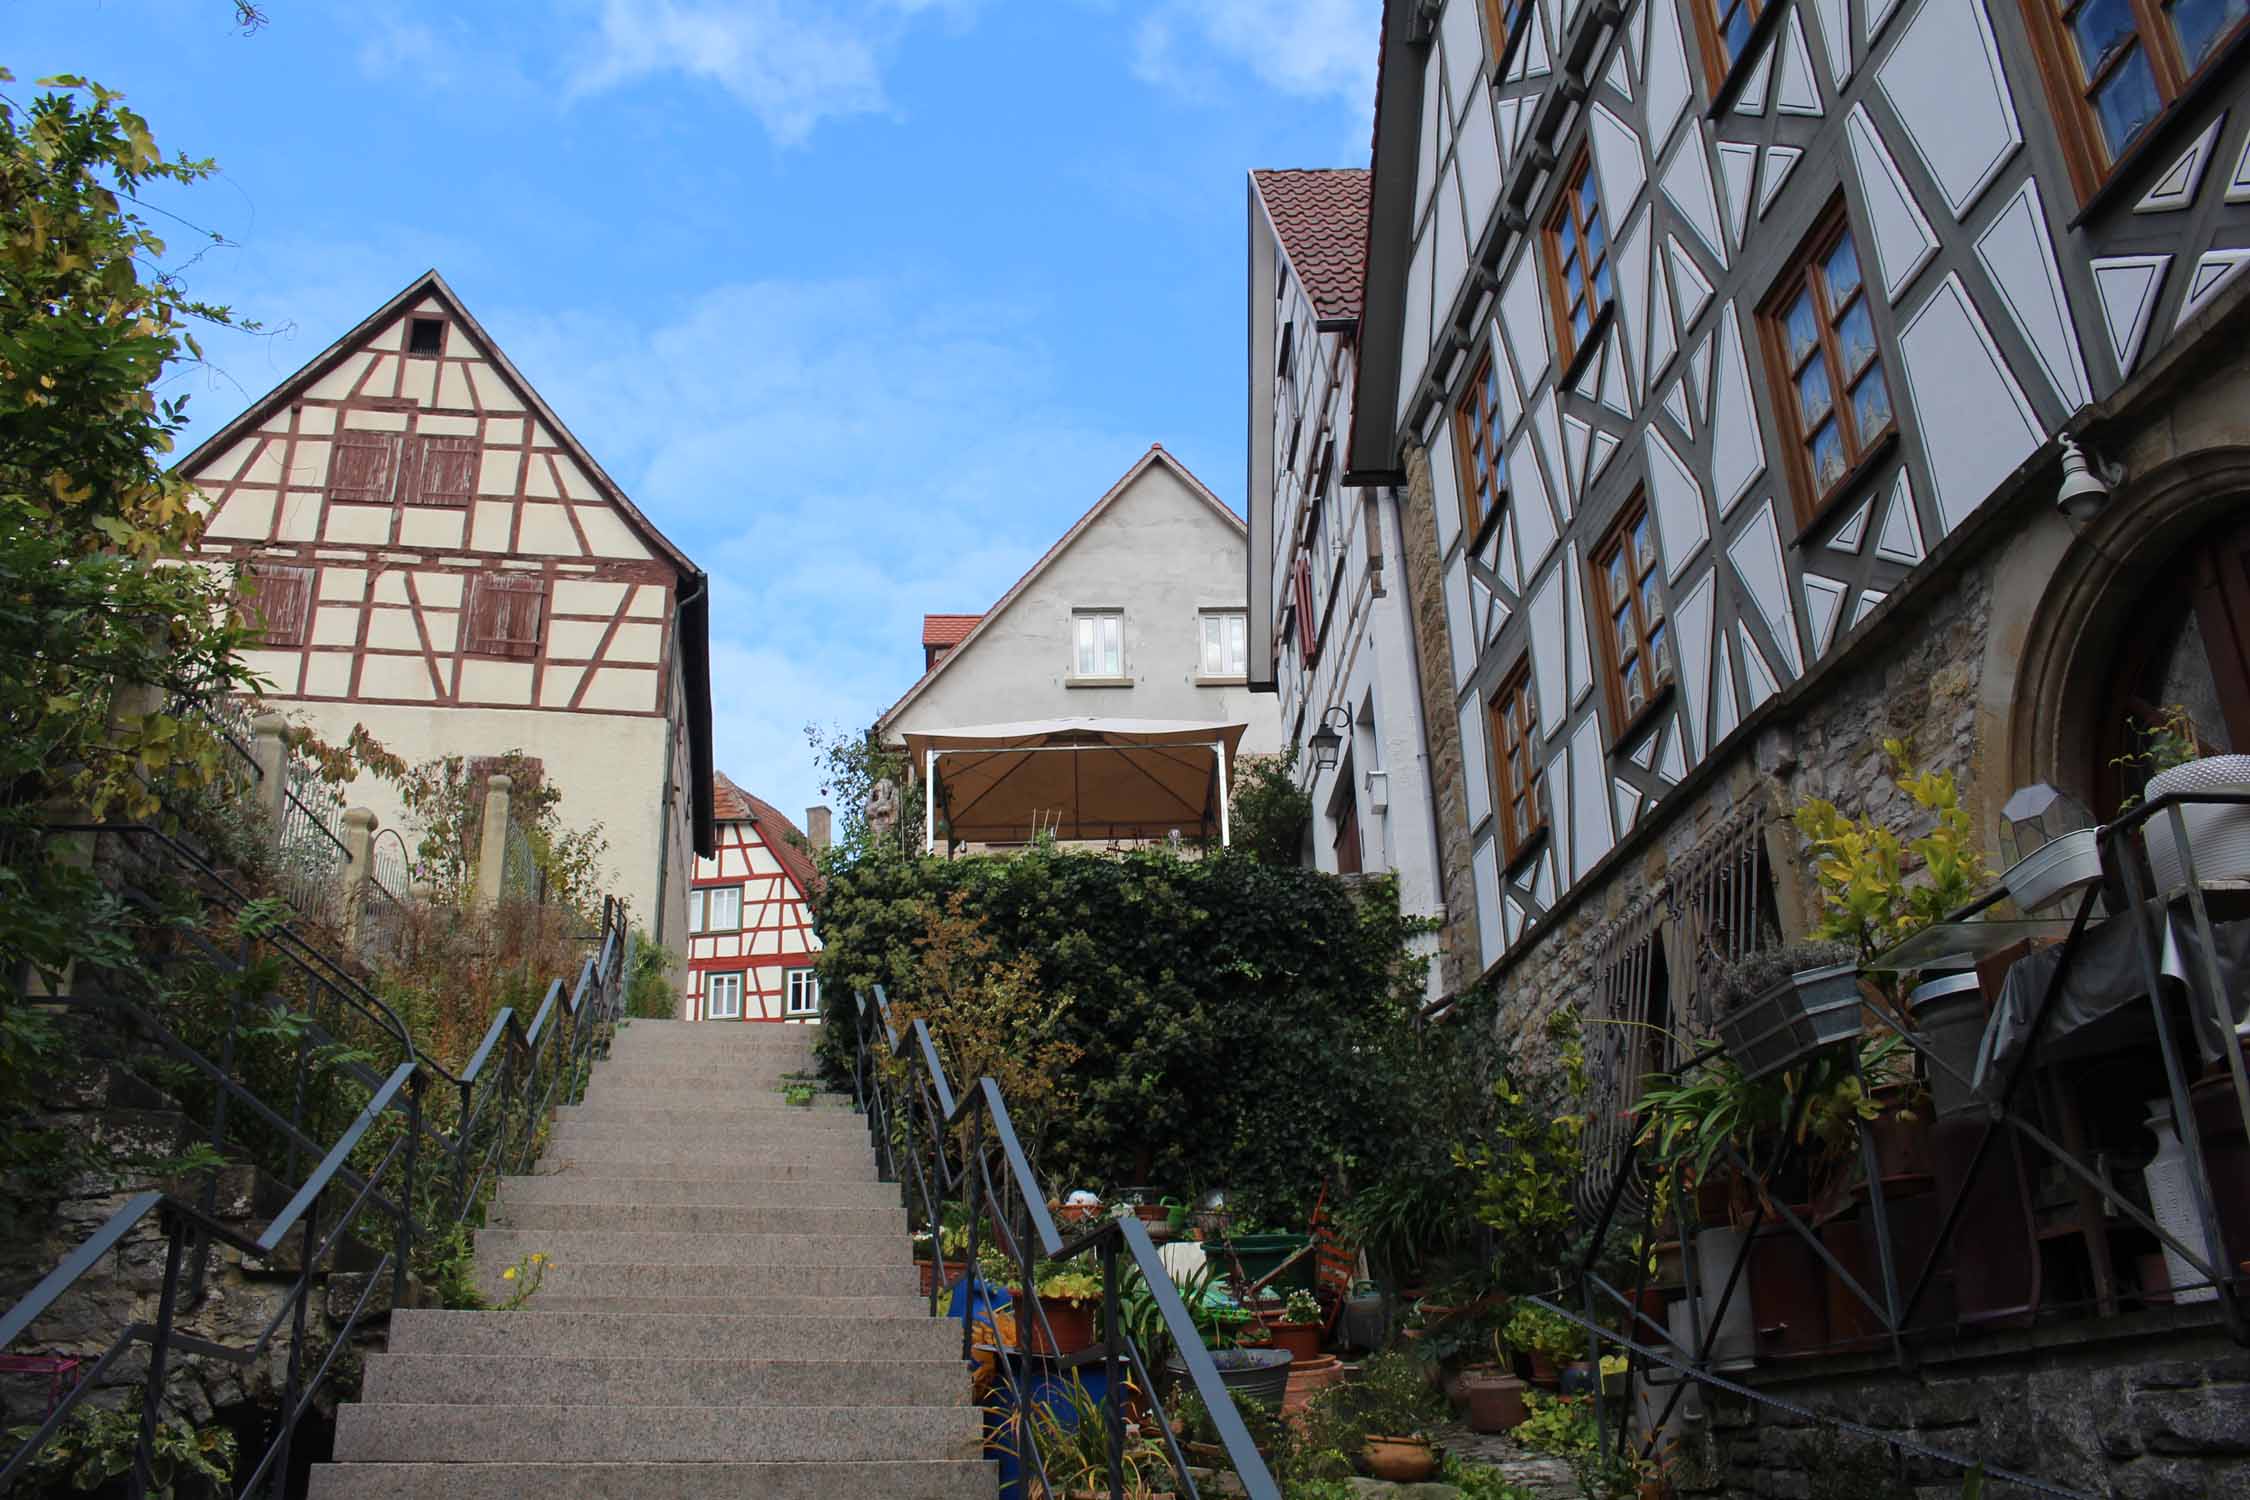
[1199,610,1248,680]
[704,970,744,1020]
[786,968,820,1017]
[1071,609,1125,681]
[705,884,743,932]
[687,887,707,935]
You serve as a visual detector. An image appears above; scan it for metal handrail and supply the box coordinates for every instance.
[1,873,631,1500]
[855,987,1282,1500]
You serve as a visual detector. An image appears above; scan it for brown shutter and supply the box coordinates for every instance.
[471,574,546,659]
[1293,555,1319,667]
[326,431,398,505]
[240,563,314,646]
[404,434,479,506]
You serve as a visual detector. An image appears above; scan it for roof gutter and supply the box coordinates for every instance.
[1343,0,1426,487]
[676,570,716,858]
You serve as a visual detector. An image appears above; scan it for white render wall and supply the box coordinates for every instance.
[271,699,679,945]
[885,461,1281,756]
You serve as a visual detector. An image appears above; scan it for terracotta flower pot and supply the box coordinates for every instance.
[1267,1321,1322,1365]
[918,1259,967,1298]
[1361,1435,1438,1482]
[1020,1295,1099,1356]
[1460,1367,1527,1433]
[1526,1350,1561,1388]
[1282,1353,1344,1417]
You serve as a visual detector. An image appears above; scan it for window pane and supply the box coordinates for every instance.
[1784,291,1820,365]
[688,888,706,934]
[1836,301,1877,376]
[1648,619,1667,669]
[1229,614,1247,674]
[1808,420,1847,490]
[1623,658,1646,714]
[1796,358,1834,428]
[1101,615,1121,675]
[2069,0,2140,75]
[1583,211,1606,263]
[2170,0,2249,69]
[2089,43,2163,155]
[1573,302,1593,342]
[1823,234,1863,306]
[1722,6,1754,61]
[1852,365,1893,438]
[1641,574,1665,626]
[1592,258,1614,306]
[1631,517,1656,573]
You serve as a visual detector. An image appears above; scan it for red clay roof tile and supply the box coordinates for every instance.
[1252,168,1372,325]
[922,613,982,648]
[711,771,819,895]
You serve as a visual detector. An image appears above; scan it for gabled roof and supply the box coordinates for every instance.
[177,268,716,856]
[922,614,982,649]
[712,772,819,896]
[176,269,699,581]
[1251,168,1372,325]
[877,445,1244,737]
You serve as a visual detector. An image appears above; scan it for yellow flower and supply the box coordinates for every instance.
[502,1267,518,1281]
[531,1253,547,1265]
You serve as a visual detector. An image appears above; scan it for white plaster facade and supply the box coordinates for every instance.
[1248,170,1447,1001]
[880,447,1281,763]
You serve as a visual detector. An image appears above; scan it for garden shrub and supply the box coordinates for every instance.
[813,843,1432,1224]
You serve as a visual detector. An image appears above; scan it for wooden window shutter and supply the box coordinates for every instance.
[1293,555,1319,667]
[405,434,479,507]
[470,573,545,659]
[239,563,314,646]
[327,431,398,505]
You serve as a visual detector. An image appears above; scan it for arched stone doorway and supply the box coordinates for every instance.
[2007,448,2250,814]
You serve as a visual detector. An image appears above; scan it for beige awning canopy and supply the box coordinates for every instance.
[901,719,1249,850]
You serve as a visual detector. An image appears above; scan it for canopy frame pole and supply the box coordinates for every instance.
[925,750,938,855]
[1215,741,1231,848]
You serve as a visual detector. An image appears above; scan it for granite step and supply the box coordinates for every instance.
[490,1200,902,1236]
[386,1309,959,1361]
[361,1353,968,1408]
[480,1260,918,1303]
[309,1460,996,1499]
[496,1172,895,1206]
[331,1403,981,1463]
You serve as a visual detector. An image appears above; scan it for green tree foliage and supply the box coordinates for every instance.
[1,74,255,1160]
[1227,750,1312,866]
[814,845,1433,1224]
[805,720,922,865]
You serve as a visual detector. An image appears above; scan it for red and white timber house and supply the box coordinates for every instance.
[177,270,716,959]
[684,775,827,1023]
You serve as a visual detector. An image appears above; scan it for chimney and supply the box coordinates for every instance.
[806,805,832,851]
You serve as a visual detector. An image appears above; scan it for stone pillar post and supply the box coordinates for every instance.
[251,713,290,835]
[341,808,377,949]
[473,774,513,911]
[805,805,832,851]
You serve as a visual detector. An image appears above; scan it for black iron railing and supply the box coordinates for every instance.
[853,986,1281,1500]
[1,822,631,1500]
[1512,787,2250,1500]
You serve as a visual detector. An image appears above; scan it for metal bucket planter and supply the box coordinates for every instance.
[2001,826,2107,913]
[1908,973,1986,1121]
[1162,1346,1293,1412]
[2145,756,2250,891]
[1716,963,1863,1080]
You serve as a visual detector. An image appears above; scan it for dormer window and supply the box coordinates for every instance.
[407,318,445,357]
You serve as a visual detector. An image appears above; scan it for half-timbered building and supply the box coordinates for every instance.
[179,270,716,956]
[1284,1,2250,1492]
[684,775,824,1023]
[1247,168,1448,999]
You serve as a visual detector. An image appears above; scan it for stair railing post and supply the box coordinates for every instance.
[1103,1233,1124,1500]
[269,1192,321,1500]
[127,1218,188,1500]
[394,1075,423,1311]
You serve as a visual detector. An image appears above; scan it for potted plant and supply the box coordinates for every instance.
[1015,1372,1176,1499]
[1501,1301,1581,1388]
[1709,939,1862,1080]
[913,1219,971,1298]
[1266,1288,1324,1365]
[1026,1263,1104,1355]
[1343,1351,1444,1481]
[2116,704,2250,890]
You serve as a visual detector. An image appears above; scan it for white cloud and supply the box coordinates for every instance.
[1131,0,1378,120]
[565,0,975,145]
[485,275,1154,822]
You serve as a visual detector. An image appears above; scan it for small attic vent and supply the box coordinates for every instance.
[407,318,444,356]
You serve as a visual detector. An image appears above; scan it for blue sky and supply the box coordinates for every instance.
[20,0,1377,832]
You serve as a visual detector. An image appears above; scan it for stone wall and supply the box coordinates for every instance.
[1395,441,1480,995]
[1697,1313,2248,1499]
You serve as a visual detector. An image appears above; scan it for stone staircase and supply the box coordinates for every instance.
[310,1020,995,1499]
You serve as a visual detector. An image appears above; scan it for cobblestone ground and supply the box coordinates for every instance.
[1431,1419,1578,1497]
